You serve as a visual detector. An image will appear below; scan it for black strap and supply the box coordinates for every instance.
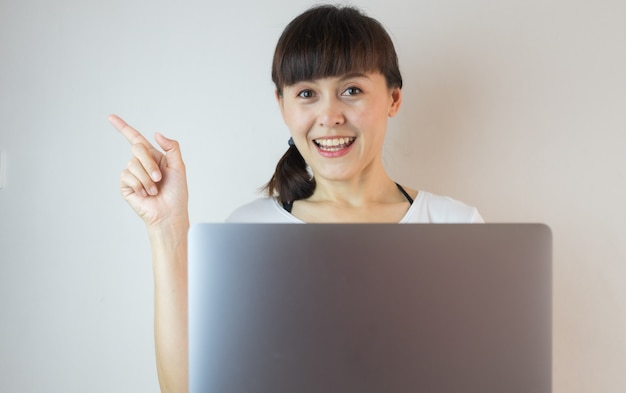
[395,183,414,205]
[282,200,294,213]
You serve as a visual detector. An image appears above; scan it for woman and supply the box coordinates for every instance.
[111,5,482,392]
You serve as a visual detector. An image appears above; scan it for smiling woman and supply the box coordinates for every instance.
[228,5,482,224]
[264,5,403,208]
[110,4,482,393]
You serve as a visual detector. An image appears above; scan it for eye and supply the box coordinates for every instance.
[297,89,315,98]
[342,86,362,96]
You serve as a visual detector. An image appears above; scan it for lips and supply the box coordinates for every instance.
[313,137,356,152]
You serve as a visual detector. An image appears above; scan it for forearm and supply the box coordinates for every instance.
[148,220,190,393]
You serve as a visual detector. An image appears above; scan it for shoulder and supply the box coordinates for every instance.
[225,198,303,223]
[403,191,484,223]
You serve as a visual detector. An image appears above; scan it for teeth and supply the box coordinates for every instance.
[315,137,356,150]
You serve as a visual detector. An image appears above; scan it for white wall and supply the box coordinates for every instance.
[0,0,624,392]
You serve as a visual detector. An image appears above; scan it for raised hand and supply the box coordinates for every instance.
[110,114,189,228]
[111,114,190,392]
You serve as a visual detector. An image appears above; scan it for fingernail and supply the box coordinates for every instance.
[151,171,161,181]
[149,186,158,196]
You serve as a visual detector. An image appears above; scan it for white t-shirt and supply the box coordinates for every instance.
[226,191,483,223]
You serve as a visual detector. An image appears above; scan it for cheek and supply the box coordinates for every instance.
[353,105,386,128]
[284,115,305,134]
[283,108,313,133]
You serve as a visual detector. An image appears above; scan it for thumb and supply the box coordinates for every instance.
[154,132,185,169]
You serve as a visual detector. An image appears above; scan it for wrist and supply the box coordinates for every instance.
[146,216,190,248]
[146,214,190,235]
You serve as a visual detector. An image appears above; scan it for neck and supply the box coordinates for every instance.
[310,171,401,207]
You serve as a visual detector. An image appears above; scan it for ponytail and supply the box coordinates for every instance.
[263,144,316,205]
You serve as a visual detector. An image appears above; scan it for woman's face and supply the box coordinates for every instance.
[277,72,402,185]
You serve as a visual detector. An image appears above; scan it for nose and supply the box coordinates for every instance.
[318,97,345,127]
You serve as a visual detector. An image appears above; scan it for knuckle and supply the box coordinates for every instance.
[127,157,138,170]
[130,142,146,155]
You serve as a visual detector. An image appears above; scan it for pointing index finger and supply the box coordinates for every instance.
[108,114,152,147]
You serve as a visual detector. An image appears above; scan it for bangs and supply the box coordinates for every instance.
[272,5,402,94]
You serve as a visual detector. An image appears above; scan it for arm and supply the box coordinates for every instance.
[150,222,188,393]
[110,114,189,393]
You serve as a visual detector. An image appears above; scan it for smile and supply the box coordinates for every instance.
[313,137,356,152]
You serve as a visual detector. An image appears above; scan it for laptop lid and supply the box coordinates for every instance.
[189,223,552,393]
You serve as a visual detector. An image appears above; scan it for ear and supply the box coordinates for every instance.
[388,87,402,117]
[275,89,286,119]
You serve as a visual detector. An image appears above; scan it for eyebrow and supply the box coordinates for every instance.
[289,72,370,87]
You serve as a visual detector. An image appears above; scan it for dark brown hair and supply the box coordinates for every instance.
[264,4,403,205]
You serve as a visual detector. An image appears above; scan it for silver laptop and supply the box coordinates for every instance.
[189,223,552,393]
